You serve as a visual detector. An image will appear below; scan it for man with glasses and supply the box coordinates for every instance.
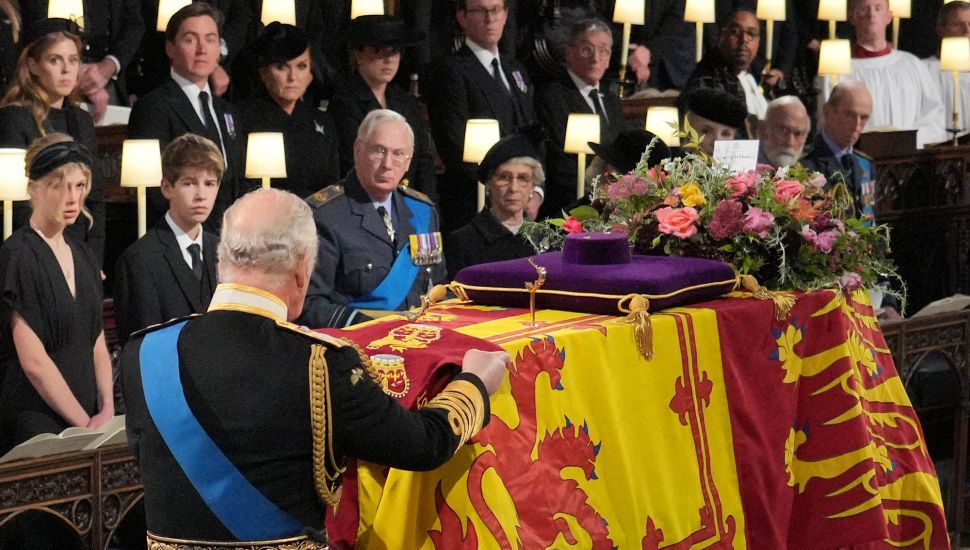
[536,18,624,218]
[426,0,536,232]
[300,110,445,328]
[681,9,768,124]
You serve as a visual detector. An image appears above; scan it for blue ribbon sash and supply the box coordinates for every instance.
[349,195,432,310]
[140,321,303,540]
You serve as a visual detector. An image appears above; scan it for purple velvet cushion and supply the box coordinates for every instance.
[454,251,737,315]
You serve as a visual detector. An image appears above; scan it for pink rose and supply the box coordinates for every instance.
[840,272,863,291]
[815,229,839,253]
[743,207,775,238]
[773,179,804,203]
[800,224,818,245]
[725,171,759,198]
[563,216,584,234]
[648,166,666,183]
[655,206,699,239]
[806,172,827,189]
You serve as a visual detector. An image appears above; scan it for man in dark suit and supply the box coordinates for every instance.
[128,2,247,232]
[114,134,222,346]
[300,110,445,329]
[21,0,145,118]
[802,81,876,223]
[121,186,508,546]
[536,17,624,218]
[426,0,536,232]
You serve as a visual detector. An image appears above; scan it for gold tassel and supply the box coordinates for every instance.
[739,274,795,321]
[620,295,653,361]
[407,284,452,321]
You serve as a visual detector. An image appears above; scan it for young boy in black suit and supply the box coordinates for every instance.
[114,134,223,346]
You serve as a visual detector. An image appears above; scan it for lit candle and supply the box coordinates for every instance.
[613,0,645,96]
[684,0,715,63]
[564,114,600,200]
[940,36,970,131]
[0,149,28,241]
[463,120,500,212]
[245,133,288,189]
[818,39,851,86]
[121,140,163,238]
[817,0,846,40]
[757,0,786,66]
[889,0,910,49]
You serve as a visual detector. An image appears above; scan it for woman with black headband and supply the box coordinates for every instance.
[0,134,114,456]
[0,17,104,268]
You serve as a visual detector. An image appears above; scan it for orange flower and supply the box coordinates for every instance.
[791,199,818,222]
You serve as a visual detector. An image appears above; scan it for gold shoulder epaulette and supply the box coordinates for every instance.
[131,314,201,339]
[275,320,345,347]
[399,184,433,205]
[306,184,344,208]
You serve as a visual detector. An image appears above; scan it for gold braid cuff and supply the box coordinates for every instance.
[146,532,328,549]
[308,344,345,508]
[422,380,486,448]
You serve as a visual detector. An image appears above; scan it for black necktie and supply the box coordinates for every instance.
[187,243,203,280]
[840,154,854,185]
[588,88,608,128]
[198,91,223,149]
[491,58,508,93]
[377,206,395,244]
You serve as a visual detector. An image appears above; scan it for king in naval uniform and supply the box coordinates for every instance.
[120,188,508,548]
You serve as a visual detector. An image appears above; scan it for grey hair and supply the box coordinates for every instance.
[356,109,415,151]
[765,95,811,133]
[567,18,613,46]
[218,188,318,281]
[490,155,546,188]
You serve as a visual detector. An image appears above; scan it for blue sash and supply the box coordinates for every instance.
[349,195,432,310]
[140,321,303,540]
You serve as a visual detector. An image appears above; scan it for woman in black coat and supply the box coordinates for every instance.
[0,18,104,268]
[328,15,438,201]
[236,22,340,198]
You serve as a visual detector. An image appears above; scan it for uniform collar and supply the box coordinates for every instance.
[208,283,288,322]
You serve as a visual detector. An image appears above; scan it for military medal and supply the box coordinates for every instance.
[409,232,443,266]
[512,70,528,93]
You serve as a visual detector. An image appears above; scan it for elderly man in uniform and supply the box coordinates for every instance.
[300,110,445,328]
[121,188,508,547]
[758,95,811,168]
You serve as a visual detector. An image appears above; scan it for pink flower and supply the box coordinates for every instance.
[840,272,863,291]
[815,229,839,253]
[708,200,745,240]
[648,166,666,184]
[743,207,775,238]
[806,172,827,188]
[607,173,653,201]
[609,223,630,235]
[655,207,700,239]
[800,224,818,245]
[773,180,804,203]
[563,216,584,234]
[725,171,759,198]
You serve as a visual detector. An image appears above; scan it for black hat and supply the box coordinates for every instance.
[477,133,541,184]
[684,88,748,130]
[589,129,672,174]
[21,18,82,50]
[253,22,308,67]
[349,15,424,50]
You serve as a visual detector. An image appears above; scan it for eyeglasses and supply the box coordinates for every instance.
[574,44,611,59]
[464,5,506,19]
[366,145,411,166]
[493,172,534,187]
[722,25,760,41]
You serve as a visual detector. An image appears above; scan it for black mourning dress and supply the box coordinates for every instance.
[0,226,103,455]
[0,104,106,268]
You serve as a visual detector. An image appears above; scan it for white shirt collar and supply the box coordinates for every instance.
[372,196,394,217]
[207,283,288,323]
[165,211,204,269]
[566,68,600,113]
[170,67,212,99]
[466,37,500,68]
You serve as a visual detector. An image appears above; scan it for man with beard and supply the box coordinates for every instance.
[758,96,810,168]
[681,9,768,121]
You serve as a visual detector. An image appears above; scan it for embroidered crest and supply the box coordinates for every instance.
[512,70,528,93]
[366,323,443,352]
[371,354,411,398]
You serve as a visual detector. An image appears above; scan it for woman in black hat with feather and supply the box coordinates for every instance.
[236,22,340,199]
[328,15,438,202]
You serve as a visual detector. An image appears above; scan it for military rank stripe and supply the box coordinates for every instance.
[423,380,486,448]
